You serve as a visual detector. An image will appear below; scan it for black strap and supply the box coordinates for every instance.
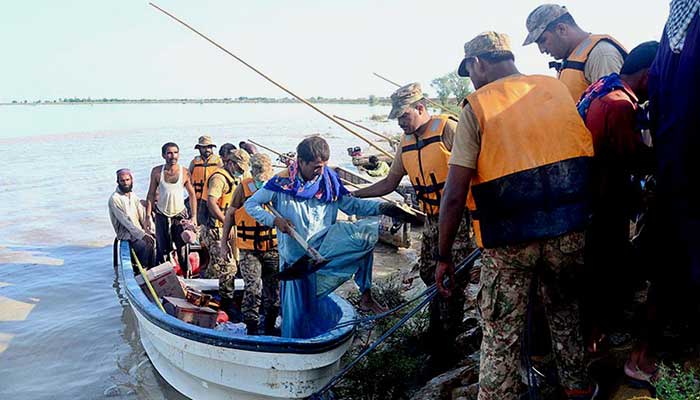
[561,59,586,71]
[413,180,445,195]
[562,38,628,72]
[604,38,628,59]
[401,135,443,152]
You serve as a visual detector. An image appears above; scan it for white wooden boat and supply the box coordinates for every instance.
[116,240,356,400]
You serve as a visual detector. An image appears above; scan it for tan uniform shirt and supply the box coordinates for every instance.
[448,104,482,169]
[584,41,625,84]
[229,184,246,210]
[207,173,232,200]
[388,117,458,178]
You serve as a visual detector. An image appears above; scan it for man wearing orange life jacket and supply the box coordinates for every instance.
[221,153,280,335]
[189,135,223,225]
[523,4,627,101]
[201,147,250,320]
[353,82,475,371]
[440,32,596,400]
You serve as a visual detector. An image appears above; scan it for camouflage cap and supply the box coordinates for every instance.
[388,82,424,119]
[225,148,250,170]
[457,32,512,77]
[523,4,569,46]
[194,135,216,148]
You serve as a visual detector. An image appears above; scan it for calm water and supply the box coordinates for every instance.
[0,103,395,399]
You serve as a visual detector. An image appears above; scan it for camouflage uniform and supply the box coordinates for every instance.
[239,249,280,326]
[202,226,237,300]
[477,230,589,400]
[420,209,476,366]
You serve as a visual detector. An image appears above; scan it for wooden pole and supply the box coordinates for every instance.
[247,139,291,161]
[372,72,460,119]
[332,115,398,144]
[149,3,393,158]
[131,248,166,313]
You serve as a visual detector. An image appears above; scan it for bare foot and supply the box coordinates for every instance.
[359,291,388,314]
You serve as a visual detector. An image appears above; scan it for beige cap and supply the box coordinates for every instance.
[388,82,424,119]
[523,4,569,46]
[225,148,250,170]
[457,32,513,77]
[194,135,216,148]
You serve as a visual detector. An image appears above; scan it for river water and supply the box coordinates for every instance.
[0,103,401,399]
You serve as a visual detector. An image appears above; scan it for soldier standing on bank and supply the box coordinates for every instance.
[353,83,476,371]
[437,32,597,399]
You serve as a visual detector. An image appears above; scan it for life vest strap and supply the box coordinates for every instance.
[561,60,586,71]
[401,135,443,152]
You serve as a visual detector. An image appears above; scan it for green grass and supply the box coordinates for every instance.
[654,363,700,400]
[335,277,430,400]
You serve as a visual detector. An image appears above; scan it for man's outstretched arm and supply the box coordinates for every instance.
[436,165,474,298]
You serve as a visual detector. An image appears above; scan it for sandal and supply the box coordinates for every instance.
[624,360,657,386]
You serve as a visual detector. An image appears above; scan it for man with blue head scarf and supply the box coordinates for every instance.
[244,136,415,338]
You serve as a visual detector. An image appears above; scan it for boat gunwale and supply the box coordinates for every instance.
[118,240,356,354]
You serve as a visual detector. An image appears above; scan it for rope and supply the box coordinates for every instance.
[334,248,481,330]
[309,248,482,399]
[521,268,541,400]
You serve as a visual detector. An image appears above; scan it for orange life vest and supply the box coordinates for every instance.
[558,34,628,101]
[235,178,277,251]
[400,115,451,217]
[466,74,595,248]
[191,154,222,201]
[206,168,235,228]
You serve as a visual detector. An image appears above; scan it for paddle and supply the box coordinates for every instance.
[267,205,330,281]
[131,248,166,313]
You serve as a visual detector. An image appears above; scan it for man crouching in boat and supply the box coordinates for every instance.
[202,148,251,320]
[244,136,415,338]
[109,168,156,270]
[220,153,280,335]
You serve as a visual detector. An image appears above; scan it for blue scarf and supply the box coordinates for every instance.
[577,73,626,120]
[264,161,349,203]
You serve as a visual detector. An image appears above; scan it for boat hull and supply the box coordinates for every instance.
[118,241,355,400]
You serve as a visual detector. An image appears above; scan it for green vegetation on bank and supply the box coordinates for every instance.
[1,96,393,106]
[431,71,474,115]
[3,73,472,109]
[655,363,700,400]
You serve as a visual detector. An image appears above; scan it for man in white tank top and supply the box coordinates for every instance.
[145,142,198,269]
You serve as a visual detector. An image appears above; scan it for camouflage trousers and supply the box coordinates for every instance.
[239,249,280,324]
[420,211,476,366]
[201,226,237,300]
[477,230,589,400]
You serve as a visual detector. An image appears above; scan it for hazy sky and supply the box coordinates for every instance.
[2,0,667,102]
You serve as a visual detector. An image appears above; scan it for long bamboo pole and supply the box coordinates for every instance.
[332,115,397,144]
[372,72,460,118]
[149,3,393,158]
[248,139,293,162]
